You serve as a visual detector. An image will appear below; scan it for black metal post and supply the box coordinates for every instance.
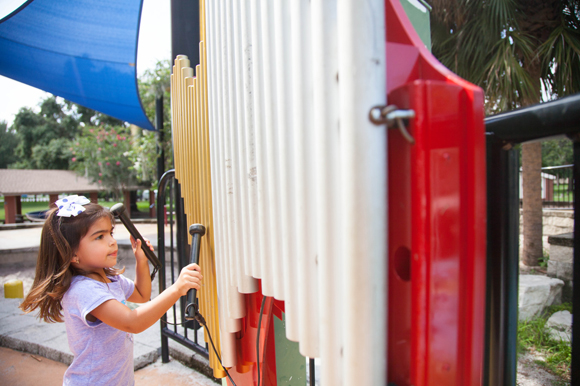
[157,169,175,363]
[174,181,194,329]
[171,0,200,66]
[156,95,165,184]
[483,135,519,386]
[572,139,580,385]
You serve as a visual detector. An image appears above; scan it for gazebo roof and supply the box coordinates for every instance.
[0,169,103,195]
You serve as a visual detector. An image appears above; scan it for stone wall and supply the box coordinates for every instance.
[547,233,574,302]
[519,209,574,252]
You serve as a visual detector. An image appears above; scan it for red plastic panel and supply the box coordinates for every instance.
[226,290,279,386]
[388,79,486,385]
[386,1,486,385]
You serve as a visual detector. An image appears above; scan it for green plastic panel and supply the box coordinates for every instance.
[399,0,432,51]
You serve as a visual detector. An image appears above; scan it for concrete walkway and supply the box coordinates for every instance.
[0,222,219,385]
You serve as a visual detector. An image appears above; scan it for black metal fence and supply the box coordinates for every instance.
[519,164,574,208]
[157,170,208,362]
[540,164,573,208]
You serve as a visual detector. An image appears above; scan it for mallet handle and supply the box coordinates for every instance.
[110,203,162,280]
[185,224,206,320]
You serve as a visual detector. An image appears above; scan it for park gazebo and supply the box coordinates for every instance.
[0,169,151,224]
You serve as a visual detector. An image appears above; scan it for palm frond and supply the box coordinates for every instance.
[481,0,518,34]
[484,33,537,110]
[538,24,580,98]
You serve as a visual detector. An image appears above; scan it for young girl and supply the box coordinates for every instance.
[20,195,202,385]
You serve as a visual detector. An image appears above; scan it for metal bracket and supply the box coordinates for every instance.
[369,105,416,144]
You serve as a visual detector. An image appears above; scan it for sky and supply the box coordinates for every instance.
[0,0,171,126]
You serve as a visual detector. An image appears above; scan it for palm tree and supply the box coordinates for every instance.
[428,0,580,266]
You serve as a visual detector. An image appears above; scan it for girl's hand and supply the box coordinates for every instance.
[175,263,203,296]
[130,236,154,264]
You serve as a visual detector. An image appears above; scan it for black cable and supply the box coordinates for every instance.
[161,313,238,386]
[203,318,238,386]
[256,296,267,386]
[163,296,268,386]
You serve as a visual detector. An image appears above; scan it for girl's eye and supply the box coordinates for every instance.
[96,235,103,240]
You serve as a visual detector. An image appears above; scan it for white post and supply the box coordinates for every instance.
[273,0,300,342]
[338,0,388,383]
[290,0,320,358]
[259,0,284,301]
[250,0,274,296]
[312,0,343,384]
[238,0,262,280]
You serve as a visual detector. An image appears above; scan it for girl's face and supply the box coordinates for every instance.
[73,216,118,274]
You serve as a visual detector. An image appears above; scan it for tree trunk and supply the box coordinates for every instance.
[521,141,543,266]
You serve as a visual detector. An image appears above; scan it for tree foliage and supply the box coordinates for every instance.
[542,138,573,166]
[70,124,139,200]
[10,97,79,169]
[429,0,580,112]
[135,59,173,187]
[0,121,18,168]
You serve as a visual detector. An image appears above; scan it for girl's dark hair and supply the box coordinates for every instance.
[20,203,123,323]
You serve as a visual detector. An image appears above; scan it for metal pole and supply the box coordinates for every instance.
[484,135,519,386]
[571,138,580,385]
[171,0,200,66]
[157,170,175,363]
[156,95,165,183]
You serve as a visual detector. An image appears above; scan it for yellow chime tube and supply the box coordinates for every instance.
[170,0,225,379]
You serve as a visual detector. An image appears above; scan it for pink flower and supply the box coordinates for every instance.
[71,157,76,162]
[106,162,111,166]
[117,134,122,140]
[116,161,121,166]
[121,136,126,140]
[76,142,79,146]
[113,143,117,147]
[99,172,102,176]
[98,162,102,166]
[98,180,102,184]
[89,129,94,133]
[98,147,102,151]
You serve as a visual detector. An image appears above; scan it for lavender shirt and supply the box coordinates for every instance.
[62,274,135,386]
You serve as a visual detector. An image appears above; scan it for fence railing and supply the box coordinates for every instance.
[519,164,574,208]
[157,170,209,364]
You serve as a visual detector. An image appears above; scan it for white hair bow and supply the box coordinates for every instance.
[55,195,91,217]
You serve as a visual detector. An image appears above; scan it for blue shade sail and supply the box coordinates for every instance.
[0,0,155,130]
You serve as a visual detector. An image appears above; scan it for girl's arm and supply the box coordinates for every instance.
[127,237,152,303]
[90,263,202,334]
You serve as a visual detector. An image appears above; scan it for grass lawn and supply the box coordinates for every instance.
[553,185,573,201]
[0,200,152,222]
